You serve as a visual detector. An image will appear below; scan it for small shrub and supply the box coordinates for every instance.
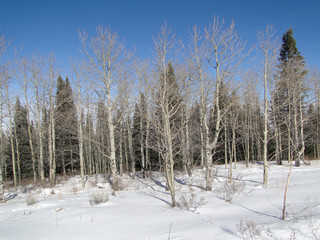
[178,191,205,212]
[26,195,38,206]
[89,176,99,188]
[239,219,261,240]
[89,191,109,206]
[219,180,245,203]
[111,178,126,191]
[71,186,79,196]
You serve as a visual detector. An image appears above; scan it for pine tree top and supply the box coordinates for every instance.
[279,28,301,62]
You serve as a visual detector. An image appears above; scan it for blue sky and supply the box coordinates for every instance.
[1,0,319,74]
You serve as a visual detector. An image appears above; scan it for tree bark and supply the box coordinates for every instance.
[22,65,37,182]
[107,93,118,185]
[139,96,146,178]
[7,86,17,190]
[126,117,135,179]
[13,124,21,185]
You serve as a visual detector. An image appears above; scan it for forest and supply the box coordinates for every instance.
[0,17,319,209]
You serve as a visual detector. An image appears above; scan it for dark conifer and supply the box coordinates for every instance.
[55,76,79,174]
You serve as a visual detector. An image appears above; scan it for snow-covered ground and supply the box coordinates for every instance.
[1,161,320,240]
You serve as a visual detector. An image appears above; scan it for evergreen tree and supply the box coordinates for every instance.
[11,98,33,179]
[273,28,307,166]
[55,76,79,174]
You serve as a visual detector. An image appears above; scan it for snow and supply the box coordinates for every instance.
[1,161,320,240]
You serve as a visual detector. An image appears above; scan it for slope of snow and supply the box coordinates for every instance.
[1,161,320,240]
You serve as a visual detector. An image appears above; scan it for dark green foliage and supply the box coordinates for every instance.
[279,28,299,62]
[55,76,79,174]
[278,28,307,86]
[271,28,308,164]
[6,98,34,179]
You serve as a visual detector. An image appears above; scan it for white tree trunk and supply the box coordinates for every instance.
[119,126,124,177]
[7,86,17,190]
[36,89,45,182]
[139,96,145,178]
[107,92,118,185]
[78,87,85,188]
[126,118,135,179]
[0,161,3,202]
[23,72,37,182]
[263,51,269,186]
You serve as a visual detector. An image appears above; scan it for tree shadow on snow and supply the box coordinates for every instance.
[215,174,261,185]
[174,176,206,191]
[221,226,241,238]
[174,177,187,185]
[151,178,168,190]
[137,179,169,195]
[234,202,280,220]
[141,192,171,206]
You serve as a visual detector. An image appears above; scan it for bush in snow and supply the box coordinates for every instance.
[111,178,126,191]
[89,191,109,206]
[178,187,205,212]
[26,194,38,206]
[219,180,245,203]
[238,219,261,240]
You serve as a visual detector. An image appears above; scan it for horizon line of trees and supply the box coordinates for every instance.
[1,18,319,206]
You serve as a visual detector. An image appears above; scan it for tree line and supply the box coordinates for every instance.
[0,18,319,206]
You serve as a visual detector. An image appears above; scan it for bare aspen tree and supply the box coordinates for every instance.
[270,78,283,165]
[118,74,134,178]
[310,70,320,159]
[127,116,135,178]
[12,100,21,185]
[257,25,279,186]
[0,76,9,198]
[228,90,240,181]
[138,71,146,178]
[84,96,95,175]
[118,120,124,177]
[0,86,4,201]
[79,25,129,187]
[316,73,320,159]
[224,113,228,169]
[189,25,210,170]
[134,60,150,178]
[19,58,37,182]
[30,55,45,182]
[137,60,152,176]
[0,33,17,199]
[5,82,17,190]
[151,23,181,207]
[282,152,293,220]
[73,61,87,188]
[241,73,256,167]
[0,155,3,202]
[204,17,245,190]
[47,56,57,185]
[179,63,193,176]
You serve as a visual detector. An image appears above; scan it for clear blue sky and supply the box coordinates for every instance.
[1,0,319,74]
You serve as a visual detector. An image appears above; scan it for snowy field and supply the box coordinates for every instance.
[1,161,320,240]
